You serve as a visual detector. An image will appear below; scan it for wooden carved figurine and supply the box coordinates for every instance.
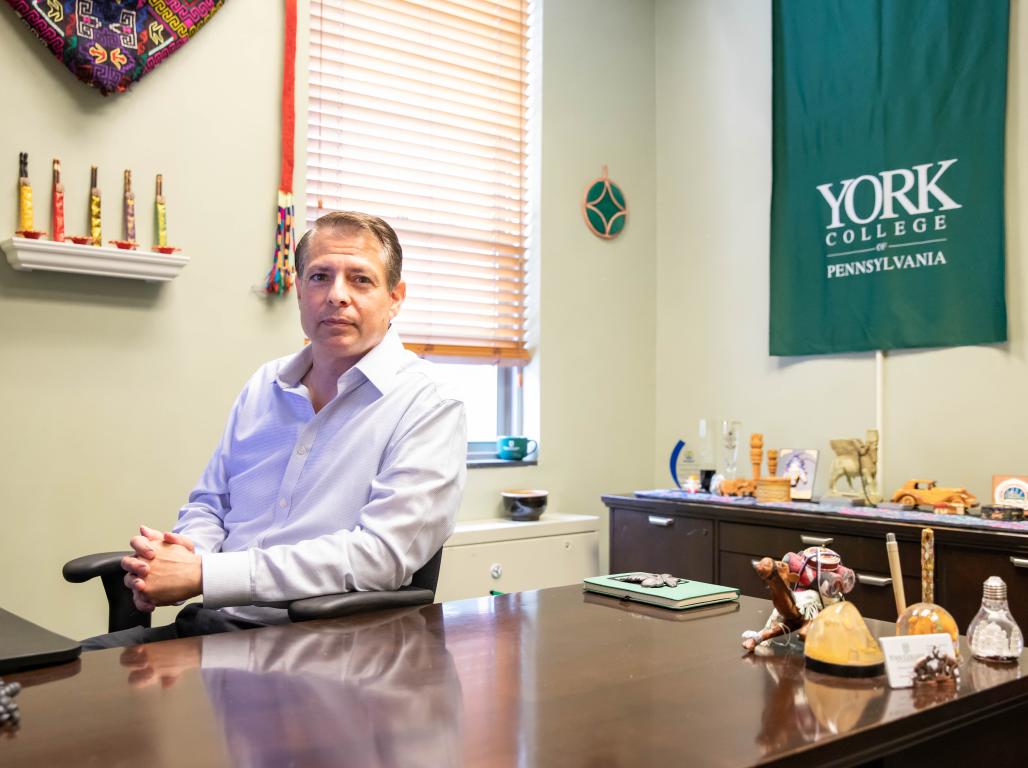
[741,547,853,653]
[912,646,960,686]
[720,433,763,497]
[742,557,810,651]
[750,433,764,480]
[756,447,791,503]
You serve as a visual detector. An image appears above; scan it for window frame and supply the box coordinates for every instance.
[304,0,537,464]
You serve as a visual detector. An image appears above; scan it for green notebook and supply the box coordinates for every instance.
[582,573,740,611]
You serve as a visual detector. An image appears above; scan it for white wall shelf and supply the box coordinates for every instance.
[1,236,189,282]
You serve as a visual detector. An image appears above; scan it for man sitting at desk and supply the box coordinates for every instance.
[85,211,467,649]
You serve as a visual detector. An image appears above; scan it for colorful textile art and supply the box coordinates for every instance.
[265,0,296,297]
[5,0,226,95]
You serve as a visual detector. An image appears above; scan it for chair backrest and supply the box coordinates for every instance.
[411,547,444,593]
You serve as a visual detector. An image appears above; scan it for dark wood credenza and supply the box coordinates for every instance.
[603,494,1028,628]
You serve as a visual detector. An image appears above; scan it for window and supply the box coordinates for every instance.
[306,0,535,452]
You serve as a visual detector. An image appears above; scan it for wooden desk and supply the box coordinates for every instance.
[3,588,1027,767]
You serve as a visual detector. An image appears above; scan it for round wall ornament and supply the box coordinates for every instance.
[582,166,627,240]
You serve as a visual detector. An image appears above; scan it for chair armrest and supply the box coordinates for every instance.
[62,552,131,583]
[62,551,151,632]
[287,586,435,623]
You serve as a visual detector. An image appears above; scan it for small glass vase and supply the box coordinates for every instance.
[966,576,1024,663]
[721,419,741,479]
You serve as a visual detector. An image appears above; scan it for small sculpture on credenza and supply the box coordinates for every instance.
[721,434,792,502]
[720,433,762,497]
[756,448,792,503]
[826,429,882,505]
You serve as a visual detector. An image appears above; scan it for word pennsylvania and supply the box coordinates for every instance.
[827,250,946,280]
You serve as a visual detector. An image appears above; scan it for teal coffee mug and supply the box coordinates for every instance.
[497,436,538,460]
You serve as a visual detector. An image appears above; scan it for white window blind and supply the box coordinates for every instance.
[308,0,533,364]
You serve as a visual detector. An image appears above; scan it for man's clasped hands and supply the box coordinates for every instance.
[121,525,203,613]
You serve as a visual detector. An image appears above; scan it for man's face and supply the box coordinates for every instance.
[296,228,405,365]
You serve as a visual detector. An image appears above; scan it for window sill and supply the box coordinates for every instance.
[467,458,538,469]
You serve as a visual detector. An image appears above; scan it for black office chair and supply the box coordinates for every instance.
[63,548,443,632]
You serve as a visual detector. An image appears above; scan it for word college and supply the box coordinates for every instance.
[816,159,960,280]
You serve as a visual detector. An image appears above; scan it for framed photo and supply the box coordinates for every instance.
[779,449,818,500]
[992,475,1028,509]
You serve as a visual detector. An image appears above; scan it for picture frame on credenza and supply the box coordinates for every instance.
[779,449,818,501]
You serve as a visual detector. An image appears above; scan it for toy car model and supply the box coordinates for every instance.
[891,479,978,509]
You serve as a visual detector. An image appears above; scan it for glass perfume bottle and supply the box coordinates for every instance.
[966,576,1024,662]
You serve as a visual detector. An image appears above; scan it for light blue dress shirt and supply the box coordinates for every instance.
[174,328,467,624]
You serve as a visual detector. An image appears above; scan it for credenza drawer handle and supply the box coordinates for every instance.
[857,573,892,587]
[1011,556,1028,569]
[648,516,674,527]
[801,535,833,547]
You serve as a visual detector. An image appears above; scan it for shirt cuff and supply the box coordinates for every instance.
[201,631,249,670]
[201,550,252,609]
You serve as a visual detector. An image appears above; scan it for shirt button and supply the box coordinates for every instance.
[279,498,288,509]
[297,446,307,455]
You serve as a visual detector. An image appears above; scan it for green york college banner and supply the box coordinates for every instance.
[770,0,1009,356]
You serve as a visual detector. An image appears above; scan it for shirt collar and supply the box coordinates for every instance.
[275,326,406,395]
[352,326,406,395]
[277,344,314,389]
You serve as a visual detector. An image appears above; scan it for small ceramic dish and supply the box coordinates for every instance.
[501,489,548,522]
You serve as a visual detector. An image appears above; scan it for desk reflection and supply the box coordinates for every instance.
[121,608,462,767]
[747,642,888,755]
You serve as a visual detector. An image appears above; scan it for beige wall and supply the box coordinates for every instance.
[0,0,656,638]
[654,0,1028,504]
[462,0,657,573]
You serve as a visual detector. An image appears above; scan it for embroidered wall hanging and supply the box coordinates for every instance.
[264,0,296,296]
[582,166,627,240]
[5,0,226,95]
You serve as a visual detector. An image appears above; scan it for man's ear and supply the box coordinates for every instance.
[389,280,406,320]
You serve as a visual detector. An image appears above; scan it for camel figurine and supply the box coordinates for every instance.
[742,558,815,651]
[742,548,853,652]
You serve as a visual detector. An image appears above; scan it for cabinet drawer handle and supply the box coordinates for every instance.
[801,535,834,547]
[648,516,674,527]
[1011,556,1028,569]
[857,573,892,587]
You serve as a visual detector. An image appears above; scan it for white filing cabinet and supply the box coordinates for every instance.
[435,513,600,602]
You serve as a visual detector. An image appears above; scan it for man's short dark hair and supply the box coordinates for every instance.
[295,211,403,290]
